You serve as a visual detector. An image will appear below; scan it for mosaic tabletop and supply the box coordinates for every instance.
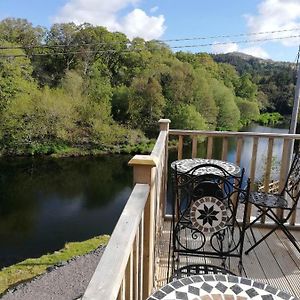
[147,274,297,300]
[171,159,240,177]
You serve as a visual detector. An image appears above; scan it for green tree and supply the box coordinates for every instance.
[111,85,130,123]
[129,76,165,134]
[236,97,260,125]
[0,43,37,111]
[168,103,207,130]
[0,18,45,47]
[192,68,219,129]
[210,79,240,130]
[235,73,257,100]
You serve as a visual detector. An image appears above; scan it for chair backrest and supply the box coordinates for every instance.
[171,163,249,266]
[282,152,300,207]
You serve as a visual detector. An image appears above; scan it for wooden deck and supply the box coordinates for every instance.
[155,220,300,298]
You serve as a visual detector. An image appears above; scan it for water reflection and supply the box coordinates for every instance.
[0,155,132,268]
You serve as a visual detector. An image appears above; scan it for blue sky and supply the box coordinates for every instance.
[0,0,300,61]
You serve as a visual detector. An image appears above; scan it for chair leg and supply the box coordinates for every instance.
[245,225,279,255]
[280,224,300,253]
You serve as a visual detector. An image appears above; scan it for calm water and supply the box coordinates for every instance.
[0,123,289,268]
[0,155,132,268]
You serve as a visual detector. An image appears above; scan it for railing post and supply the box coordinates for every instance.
[128,155,157,299]
[158,119,170,222]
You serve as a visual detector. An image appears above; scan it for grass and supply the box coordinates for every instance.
[0,235,109,295]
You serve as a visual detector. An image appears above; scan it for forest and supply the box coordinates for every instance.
[0,18,295,155]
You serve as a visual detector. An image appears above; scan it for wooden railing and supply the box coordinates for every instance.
[83,122,300,300]
[82,119,170,300]
[169,129,300,226]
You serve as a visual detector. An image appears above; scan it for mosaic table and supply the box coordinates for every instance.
[171,159,240,177]
[147,274,297,300]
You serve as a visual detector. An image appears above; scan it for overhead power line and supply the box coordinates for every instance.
[159,27,300,43]
[1,34,300,58]
[1,27,300,51]
[171,34,300,49]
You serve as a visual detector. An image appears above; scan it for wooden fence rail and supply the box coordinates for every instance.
[82,184,149,300]
[83,119,170,300]
[169,129,300,226]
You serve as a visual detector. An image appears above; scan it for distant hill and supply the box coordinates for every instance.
[211,52,296,115]
[211,52,295,76]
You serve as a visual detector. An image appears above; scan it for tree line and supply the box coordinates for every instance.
[0,18,289,155]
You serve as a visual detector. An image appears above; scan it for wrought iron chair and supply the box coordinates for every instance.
[245,152,300,255]
[168,163,250,281]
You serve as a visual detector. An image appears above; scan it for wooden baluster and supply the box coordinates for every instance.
[139,216,144,300]
[221,137,228,161]
[278,139,290,220]
[117,278,126,300]
[260,138,274,224]
[133,228,139,300]
[207,136,213,159]
[178,135,183,160]
[235,137,244,166]
[125,249,133,300]
[246,137,259,222]
[192,135,197,158]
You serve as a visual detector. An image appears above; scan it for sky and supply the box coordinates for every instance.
[1,0,300,62]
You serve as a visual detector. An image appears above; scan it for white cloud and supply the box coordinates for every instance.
[52,0,166,40]
[245,0,300,46]
[240,46,270,59]
[119,9,165,40]
[212,42,269,59]
[150,6,159,13]
[212,42,239,54]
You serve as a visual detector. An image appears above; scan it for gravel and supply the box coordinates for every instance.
[1,246,105,300]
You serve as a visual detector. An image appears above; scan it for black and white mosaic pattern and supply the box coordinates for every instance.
[171,159,240,176]
[190,196,227,233]
[147,275,297,300]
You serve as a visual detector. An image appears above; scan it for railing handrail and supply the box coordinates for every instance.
[152,130,168,159]
[82,183,150,300]
[169,129,300,139]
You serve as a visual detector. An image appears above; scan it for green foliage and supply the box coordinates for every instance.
[168,103,207,130]
[235,73,257,100]
[236,97,260,125]
[211,79,240,130]
[129,75,165,134]
[0,42,36,111]
[192,68,218,129]
[111,85,130,123]
[0,18,45,48]
[2,87,77,153]
[212,52,295,115]
[0,18,278,156]
[257,112,283,126]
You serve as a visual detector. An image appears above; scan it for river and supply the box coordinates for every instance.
[0,123,288,268]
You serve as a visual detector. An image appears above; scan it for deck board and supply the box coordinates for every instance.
[156,220,300,298]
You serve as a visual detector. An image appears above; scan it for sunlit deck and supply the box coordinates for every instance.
[156,221,300,298]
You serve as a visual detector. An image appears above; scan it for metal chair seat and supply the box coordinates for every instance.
[249,192,288,208]
[244,152,300,255]
[171,264,236,280]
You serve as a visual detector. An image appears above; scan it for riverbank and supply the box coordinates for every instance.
[0,246,106,300]
[0,139,156,157]
[0,235,109,296]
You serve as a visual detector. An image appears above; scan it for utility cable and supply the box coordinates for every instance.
[1,27,300,51]
[1,34,300,58]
